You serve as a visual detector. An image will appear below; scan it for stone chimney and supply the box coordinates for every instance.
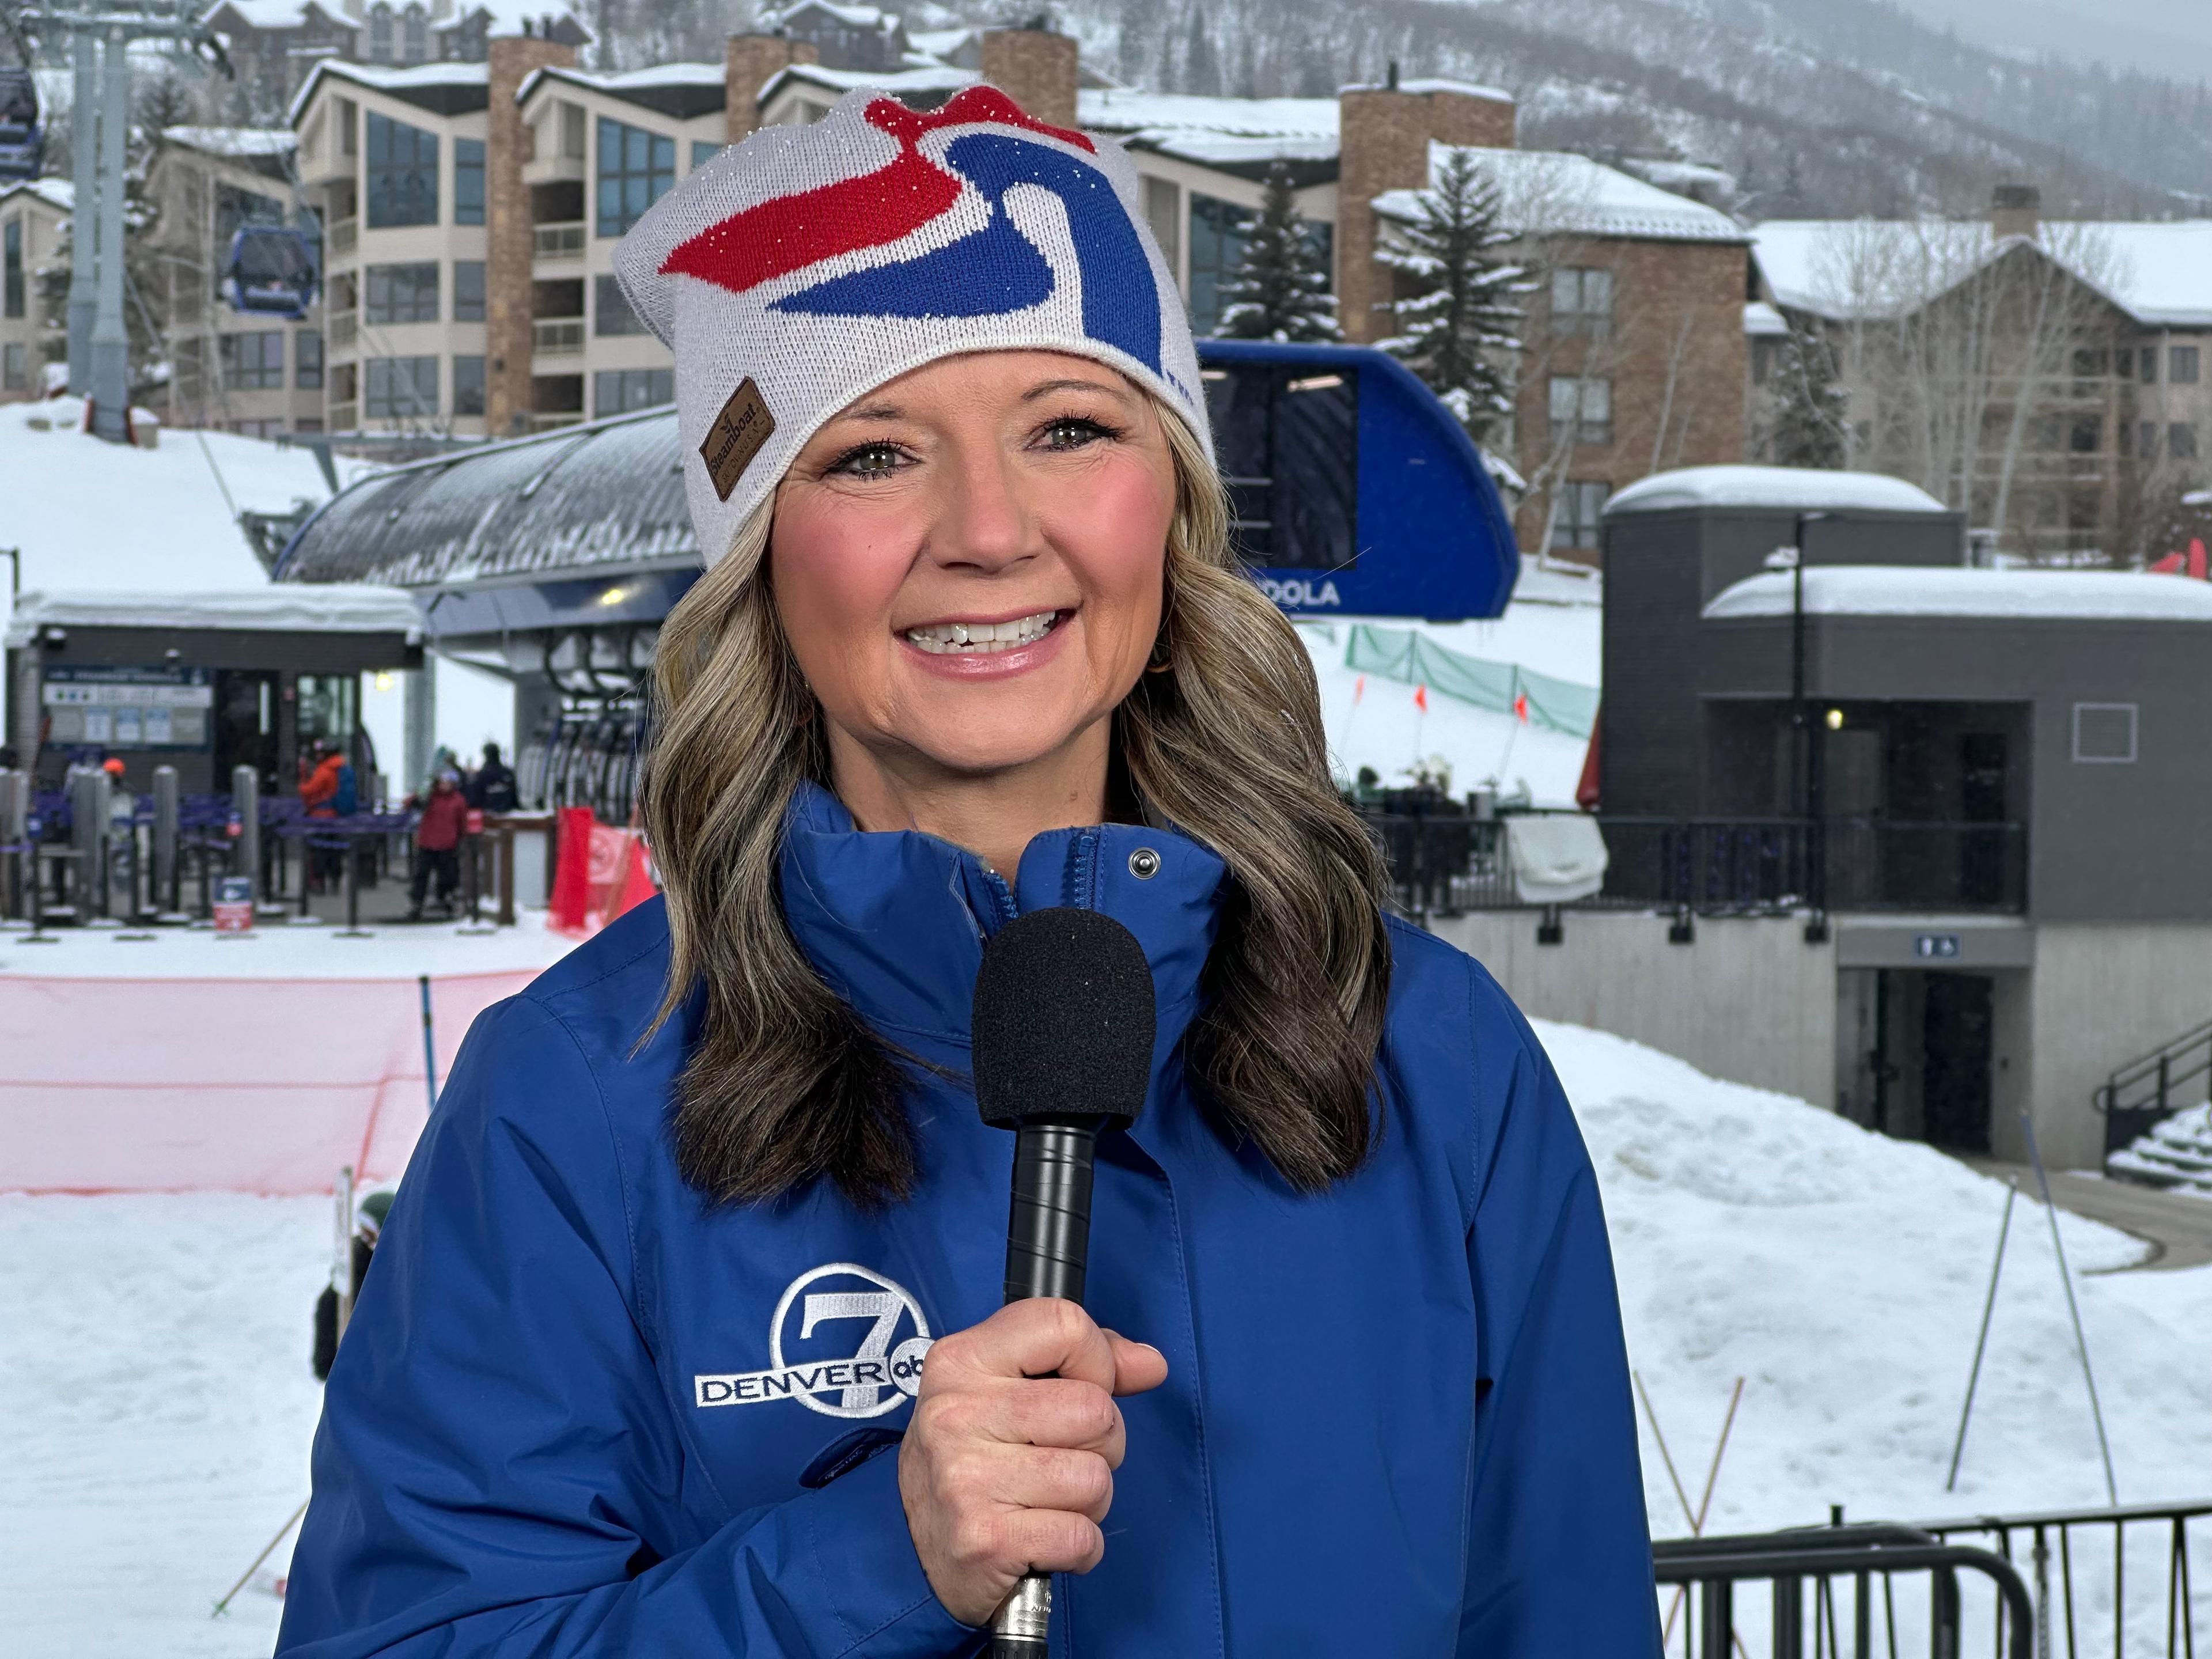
[1990,183,2041,243]
[979,25,1080,130]
[1336,75,1517,345]
[726,33,820,142]
[486,31,577,440]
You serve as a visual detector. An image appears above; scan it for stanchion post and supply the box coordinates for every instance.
[333,1164,356,1340]
[495,821,516,927]
[231,764,261,893]
[153,764,180,916]
[0,769,23,922]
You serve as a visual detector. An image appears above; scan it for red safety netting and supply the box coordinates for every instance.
[0,970,542,1195]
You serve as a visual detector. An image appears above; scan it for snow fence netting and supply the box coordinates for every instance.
[0,970,541,1194]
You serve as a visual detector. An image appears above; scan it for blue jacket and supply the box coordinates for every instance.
[278,785,1659,1657]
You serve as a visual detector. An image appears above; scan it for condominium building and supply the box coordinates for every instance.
[0,177,67,402]
[200,0,588,112]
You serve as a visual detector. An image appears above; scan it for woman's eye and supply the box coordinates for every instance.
[829,443,907,478]
[1039,417,1115,452]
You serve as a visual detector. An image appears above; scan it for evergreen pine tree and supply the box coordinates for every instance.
[1376,145,1523,440]
[1183,4,1221,95]
[1771,324,1848,468]
[1215,161,1339,343]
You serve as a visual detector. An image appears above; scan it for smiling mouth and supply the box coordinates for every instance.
[901,610,1065,656]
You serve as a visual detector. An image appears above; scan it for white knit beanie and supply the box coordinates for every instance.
[612,85,1211,570]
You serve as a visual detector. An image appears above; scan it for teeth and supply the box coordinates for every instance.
[904,611,1060,654]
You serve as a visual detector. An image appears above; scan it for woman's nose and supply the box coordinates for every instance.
[929,452,1040,572]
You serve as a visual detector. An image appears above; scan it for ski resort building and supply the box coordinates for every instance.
[1438,464,2212,1171]
[0,176,68,403]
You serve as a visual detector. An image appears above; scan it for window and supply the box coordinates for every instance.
[2172,423,2199,461]
[2067,415,2100,453]
[452,354,485,416]
[1550,480,1609,550]
[3,217,21,319]
[2140,345,2157,382]
[1187,192,1253,335]
[402,3,427,63]
[366,112,438,228]
[453,260,486,322]
[368,3,393,63]
[2070,347,2109,378]
[364,354,438,419]
[2072,703,2137,764]
[2173,344,2200,384]
[2,342,24,391]
[1143,175,1181,274]
[560,102,585,160]
[691,139,722,170]
[454,138,485,225]
[593,272,645,336]
[596,118,675,237]
[219,331,285,391]
[365,262,439,324]
[1551,267,1614,337]
[215,183,286,253]
[297,329,323,389]
[2141,421,2160,460]
[592,366,673,417]
[339,97,358,158]
[1548,375,1613,447]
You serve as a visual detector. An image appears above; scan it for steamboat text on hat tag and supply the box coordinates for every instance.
[700,377,775,502]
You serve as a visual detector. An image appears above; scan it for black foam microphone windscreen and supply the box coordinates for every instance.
[972,907,1156,1130]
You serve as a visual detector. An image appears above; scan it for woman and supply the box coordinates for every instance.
[278,88,1658,1657]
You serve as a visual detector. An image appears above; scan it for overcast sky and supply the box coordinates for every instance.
[1895,0,2212,81]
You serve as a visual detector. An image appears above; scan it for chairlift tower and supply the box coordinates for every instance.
[16,7,228,441]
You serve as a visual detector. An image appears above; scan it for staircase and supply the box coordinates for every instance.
[2097,1016,2212,1183]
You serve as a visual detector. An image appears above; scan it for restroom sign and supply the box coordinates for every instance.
[1914,933,1961,959]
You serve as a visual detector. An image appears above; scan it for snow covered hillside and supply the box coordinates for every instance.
[0,397,517,776]
[5,1016,2206,1655]
[1301,567,1601,805]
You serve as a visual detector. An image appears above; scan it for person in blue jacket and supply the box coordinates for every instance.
[277,85,1660,1658]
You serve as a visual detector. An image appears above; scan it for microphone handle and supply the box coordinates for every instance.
[990,1119,1100,1658]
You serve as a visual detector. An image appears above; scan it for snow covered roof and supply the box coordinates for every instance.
[200,0,324,28]
[1753,218,2212,329]
[1607,465,1949,517]
[517,62,724,120]
[159,125,296,160]
[1744,300,1788,337]
[1619,156,1736,196]
[433,1,591,40]
[760,62,979,105]
[6,586,421,647]
[276,409,695,589]
[1078,90,1340,168]
[1340,76,1512,104]
[764,0,899,31]
[1705,566,2212,623]
[1374,145,1748,245]
[288,59,489,127]
[0,177,71,215]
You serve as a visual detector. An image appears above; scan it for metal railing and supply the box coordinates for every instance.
[329,216,357,256]
[2094,1021,2212,1161]
[1920,1499,2210,1659]
[327,400,358,431]
[328,308,357,350]
[532,317,585,355]
[532,220,586,259]
[1654,1522,2035,1659]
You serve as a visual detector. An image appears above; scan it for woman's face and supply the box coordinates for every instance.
[771,350,1177,784]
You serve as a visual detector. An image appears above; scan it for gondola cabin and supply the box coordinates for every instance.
[0,68,41,185]
[222,223,319,321]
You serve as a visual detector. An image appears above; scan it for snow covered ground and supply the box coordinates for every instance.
[5,1013,2206,1654]
[0,910,578,980]
[1301,570,1602,806]
[0,397,516,778]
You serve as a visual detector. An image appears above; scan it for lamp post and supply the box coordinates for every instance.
[1764,510,1830,942]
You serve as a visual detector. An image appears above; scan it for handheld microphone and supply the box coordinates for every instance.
[971,906,1156,1659]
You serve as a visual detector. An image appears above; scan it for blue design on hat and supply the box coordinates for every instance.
[772,133,1164,376]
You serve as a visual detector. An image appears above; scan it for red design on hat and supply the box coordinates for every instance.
[660,88,1094,301]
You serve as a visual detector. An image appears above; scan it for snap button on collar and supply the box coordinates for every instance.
[1128,847,1161,880]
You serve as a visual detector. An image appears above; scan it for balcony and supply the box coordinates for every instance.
[327,402,358,431]
[529,411,586,432]
[328,309,358,351]
[532,319,585,356]
[329,217,358,257]
[533,221,585,262]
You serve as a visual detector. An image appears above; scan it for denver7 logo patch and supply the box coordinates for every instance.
[658,88,1164,378]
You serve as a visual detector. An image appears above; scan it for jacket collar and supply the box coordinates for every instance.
[778,780,1226,1054]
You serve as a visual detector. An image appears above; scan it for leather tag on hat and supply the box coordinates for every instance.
[699,377,775,502]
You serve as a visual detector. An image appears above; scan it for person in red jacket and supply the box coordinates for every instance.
[405,770,469,921]
[300,742,345,814]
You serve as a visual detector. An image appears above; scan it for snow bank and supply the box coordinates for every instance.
[4,1016,2210,1651]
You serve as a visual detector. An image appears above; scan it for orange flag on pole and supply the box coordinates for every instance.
[1412,684,1429,713]
[1513,691,1529,723]
[1352,673,1366,704]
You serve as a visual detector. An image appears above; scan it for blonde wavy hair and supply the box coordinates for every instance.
[642,394,1393,1207]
